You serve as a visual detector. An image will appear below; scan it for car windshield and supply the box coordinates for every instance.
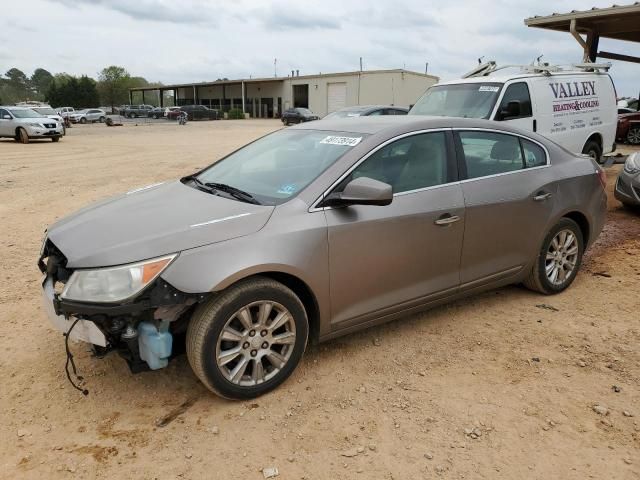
[33,107,57,115]
[195,129,367,205]
[410,83,503,119]
[8,108,44,118]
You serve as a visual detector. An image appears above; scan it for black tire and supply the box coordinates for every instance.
[523,218,584,295]
[51,137,60,142]
[80,117,87,124]
[627,126,640,145]
[130,113,137,119]
[153,114,159,119]
[99,116,105,123]
[17,128,29,144]
[582,140,602,163]
[187,277,309,399]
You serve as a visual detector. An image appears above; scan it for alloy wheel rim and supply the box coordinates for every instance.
[216,301,296,387]
[628,128,640,145]
[545,229,579,286]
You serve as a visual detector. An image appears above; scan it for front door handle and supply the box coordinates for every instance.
[533,192,552,202]
[435,214,461,226]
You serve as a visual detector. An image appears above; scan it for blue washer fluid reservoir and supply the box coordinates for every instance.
[138,321,172,370]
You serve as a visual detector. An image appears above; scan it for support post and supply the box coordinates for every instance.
[193,85,197,105]
[159,90,163,107]
[142,90,145,105]
[587,32,600,63]
[128,90,132,105]
[241,81,246,115]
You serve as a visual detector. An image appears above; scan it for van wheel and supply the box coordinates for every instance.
[582,140,602,163]
[187,277,308,399]
[523,218,584,295]
[17,128,29,144]
[627,126,640,145]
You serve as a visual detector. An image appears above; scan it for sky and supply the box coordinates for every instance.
[1,0,639,96]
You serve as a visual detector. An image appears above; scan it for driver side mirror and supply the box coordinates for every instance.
[322,177,393,208]
[498,100,521,120]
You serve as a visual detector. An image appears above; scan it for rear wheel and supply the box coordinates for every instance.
[524,218,584,294]
[99,116,105,123]
[17,128,29,144]
[80,117,87,124]
[627,126,640,145]
[187,277,308,399]
[582,140,602,163]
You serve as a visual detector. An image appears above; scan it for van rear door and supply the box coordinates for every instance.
[492,81,536,133]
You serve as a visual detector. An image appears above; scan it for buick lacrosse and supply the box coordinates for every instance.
[39,116,607,398]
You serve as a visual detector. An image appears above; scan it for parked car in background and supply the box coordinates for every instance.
[618,98,638,110]
[179,105,219,121]
[614,152,640,208]
[148,107,166,119]
[165,107,182,119]
[57,107,75,119]
[281,108,319,125]
[30,106,65,135]
[68,109,107,124]
[39,116,607,399]
[618,107,637,115]
[323,105,409,119]
[616,112,640,145]
[123,105,154,118]
[0,106,63,143]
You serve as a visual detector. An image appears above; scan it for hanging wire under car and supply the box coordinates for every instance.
[64,318,89,396]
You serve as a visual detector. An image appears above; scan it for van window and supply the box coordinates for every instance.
[458,131,524,179]
[496,82,532,119]
[521,139,546,167]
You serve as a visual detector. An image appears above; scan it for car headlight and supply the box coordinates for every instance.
[26,122,44,128]
[624,153,640,175]
[61,254,176,303]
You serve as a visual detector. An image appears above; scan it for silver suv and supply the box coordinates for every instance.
[0,106,64,143]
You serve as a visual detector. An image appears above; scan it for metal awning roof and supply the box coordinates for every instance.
[525,3,640,43]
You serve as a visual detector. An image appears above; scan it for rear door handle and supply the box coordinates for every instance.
[533,192,552,202]
[435,214,461,226]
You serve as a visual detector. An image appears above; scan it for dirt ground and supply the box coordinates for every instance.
[1,120,638,480]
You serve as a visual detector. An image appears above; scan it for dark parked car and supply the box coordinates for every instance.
[147,107,166,119]
[123,105,154,118]
[323,105,409,119]
[616,112,640,145]
[178,105,219,121]
[281,108,319,125]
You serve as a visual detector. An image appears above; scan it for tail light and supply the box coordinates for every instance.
[596,167,607,189]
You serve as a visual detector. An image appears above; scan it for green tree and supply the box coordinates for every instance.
[31,68,54,99]
[77,75,100,107]
[97,65,131,111]
[1,68,31,102]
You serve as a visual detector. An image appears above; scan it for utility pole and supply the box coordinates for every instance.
[425,62,429,74]
[274,58,277,78]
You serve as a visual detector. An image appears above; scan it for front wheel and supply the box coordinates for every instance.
[187,277,308,399]
[627,126,640,145]
[99,116,105,123]
[17,127,29,144]
[51,137,60,142]
[80,117,87,124]
[523,218,584,294]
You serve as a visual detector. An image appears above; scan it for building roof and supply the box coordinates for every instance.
[130,69,439,92]
[524,3,640,43]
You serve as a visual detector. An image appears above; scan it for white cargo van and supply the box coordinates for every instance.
[409,62,617,161]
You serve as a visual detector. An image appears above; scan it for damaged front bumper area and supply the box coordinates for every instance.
[38,239,208,373]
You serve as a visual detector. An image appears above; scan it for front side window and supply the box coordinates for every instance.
[338,132,449,194]
[495,82,532,120]
[0,108,10,119]
[458,131,524,179]
[196,129,367,205]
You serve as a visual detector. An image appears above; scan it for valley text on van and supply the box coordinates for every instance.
[409,63,617,161]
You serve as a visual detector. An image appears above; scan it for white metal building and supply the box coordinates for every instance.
[130,69,439,118]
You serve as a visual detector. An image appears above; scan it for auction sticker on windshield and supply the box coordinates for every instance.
[320,136,362,147]
[479,86,500,92]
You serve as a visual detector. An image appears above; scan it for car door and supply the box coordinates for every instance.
[455,129,555,287]
[493,81,535,133]
[324,130,465,329]
[0,108,13,136]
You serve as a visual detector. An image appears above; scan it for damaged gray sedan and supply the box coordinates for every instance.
[39,116,607,399]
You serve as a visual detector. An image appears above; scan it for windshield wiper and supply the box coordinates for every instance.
[204,182,261,205]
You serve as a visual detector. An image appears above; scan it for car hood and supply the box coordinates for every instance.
[47,181,275,268]
[620,112,640,120]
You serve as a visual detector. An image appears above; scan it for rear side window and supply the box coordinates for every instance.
[521,139,547,167]
[457,131,548,179]
[458,131,524,178]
